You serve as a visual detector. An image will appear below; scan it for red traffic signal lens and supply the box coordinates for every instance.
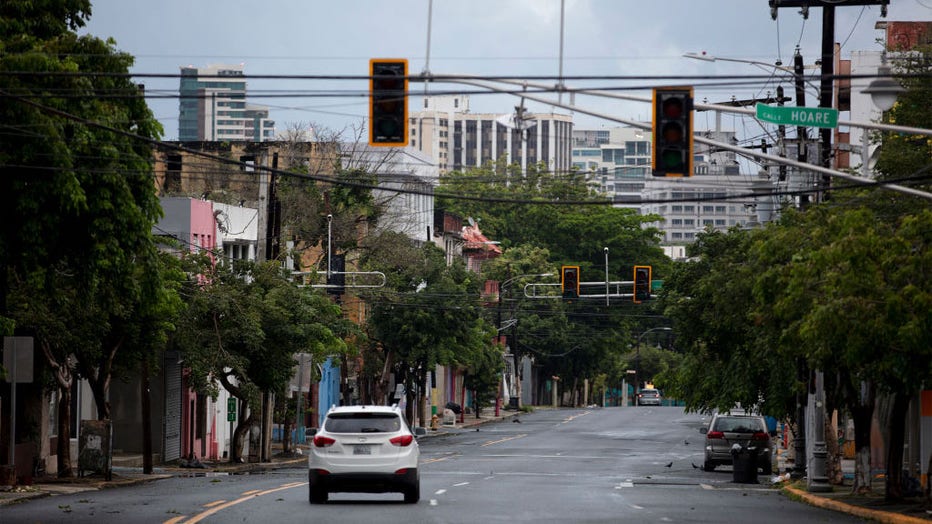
[662,97,684,119]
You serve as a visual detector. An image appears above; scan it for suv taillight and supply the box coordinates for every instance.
[751,431,770,441]
[313,435,336,447]
[707,431,725,439]
[390,435,414,447]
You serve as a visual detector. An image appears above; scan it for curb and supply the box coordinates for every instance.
[783,485,931,524]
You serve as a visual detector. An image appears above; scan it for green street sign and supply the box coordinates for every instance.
[755,103,838,129]
[227,412,236,422]
[227,398,236,414]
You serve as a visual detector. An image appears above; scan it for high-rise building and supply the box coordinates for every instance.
[178,64,275,142]
[409,95,573,174]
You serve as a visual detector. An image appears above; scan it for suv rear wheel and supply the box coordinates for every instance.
[403,480,420,504]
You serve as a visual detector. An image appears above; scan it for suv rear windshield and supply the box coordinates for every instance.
[712,417,765,433]
[641,390,659,396]
[325,413,402,433]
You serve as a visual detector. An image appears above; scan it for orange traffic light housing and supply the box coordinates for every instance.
[561,265,580,301]
[651,87,693,177]
[369,59,408,147]
[633,265,652,303]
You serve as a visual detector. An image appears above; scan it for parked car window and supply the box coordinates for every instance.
[712,417,765,433]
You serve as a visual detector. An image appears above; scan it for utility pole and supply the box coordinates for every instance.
[257,151,281,462]
[794,50,810,207]
[770,0,889,493]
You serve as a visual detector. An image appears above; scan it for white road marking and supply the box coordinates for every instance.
[453,482,470,487]
[434,489,447,495]
[429,499,439,506]
[629,504,645,510]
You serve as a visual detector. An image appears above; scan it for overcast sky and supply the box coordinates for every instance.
[82,0,931,140]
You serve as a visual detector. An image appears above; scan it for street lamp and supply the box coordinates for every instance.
[682,51,821,95]
[859,62,905,177]
[496,272,554,414]
[634,327,672,406]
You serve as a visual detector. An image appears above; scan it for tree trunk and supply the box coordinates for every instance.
[419,369,430,429]
[231,409,252,463]
[141,358,153,474]
[825,415,842,484]
[885,391,911,502]
[850,383,874,494]
[57,384,73,478]
[39,341,74,478]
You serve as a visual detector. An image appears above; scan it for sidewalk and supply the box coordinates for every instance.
[774,454,932,522]
[0,407,519,507]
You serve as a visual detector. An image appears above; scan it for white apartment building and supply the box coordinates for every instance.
[409,95,573,174]
[573,126,761,255]
[179,64,275,142]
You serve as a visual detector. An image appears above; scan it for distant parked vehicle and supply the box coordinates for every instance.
[637,388,662,406]
[701,413,773,474]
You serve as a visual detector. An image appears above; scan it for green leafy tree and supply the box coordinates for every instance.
[0,1,166,477]
[172,256,348,462]
[364,239,495,426]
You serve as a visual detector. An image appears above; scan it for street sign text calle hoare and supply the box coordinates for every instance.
[755,103,839,129]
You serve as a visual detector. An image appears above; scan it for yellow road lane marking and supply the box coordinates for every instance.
[202,500,226,508]
[171,482,307,524]
[480,433,527,447]
[163,517,186,524]
[241,489,261,496]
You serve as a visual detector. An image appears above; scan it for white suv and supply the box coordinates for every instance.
[308,405,420,503]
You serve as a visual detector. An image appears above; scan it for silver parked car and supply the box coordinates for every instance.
[701,413,773,474]
[637,388,662,406]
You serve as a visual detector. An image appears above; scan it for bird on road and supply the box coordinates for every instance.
[691,463,699,469]
[665,462,673,468]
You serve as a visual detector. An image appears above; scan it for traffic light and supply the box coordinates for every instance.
[561,265,580,300]
[369,59,408,147]
[651,87,694,177]
[327,253,346,296]
[633,265,652,303]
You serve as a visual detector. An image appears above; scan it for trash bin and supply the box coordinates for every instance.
[730,444,759,484]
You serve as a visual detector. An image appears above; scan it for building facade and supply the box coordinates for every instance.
[179,64,275,142]
[409,95,573,174]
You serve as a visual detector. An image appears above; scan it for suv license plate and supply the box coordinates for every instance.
[353,445,371,455]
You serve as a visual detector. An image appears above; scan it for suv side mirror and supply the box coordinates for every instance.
[413,427,428,439]
[698,426,708,434]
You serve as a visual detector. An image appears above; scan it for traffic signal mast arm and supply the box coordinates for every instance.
[444,75,932,201]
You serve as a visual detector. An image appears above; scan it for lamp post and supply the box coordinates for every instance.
[634,327,672,406]
[497,272,553,413]
[859,62,905,177]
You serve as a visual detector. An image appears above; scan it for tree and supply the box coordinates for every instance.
[363,239,496,426]
[171,256,348,462]
[0,2,165,477]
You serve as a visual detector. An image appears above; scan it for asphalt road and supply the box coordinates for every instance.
[0,406,865,523]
